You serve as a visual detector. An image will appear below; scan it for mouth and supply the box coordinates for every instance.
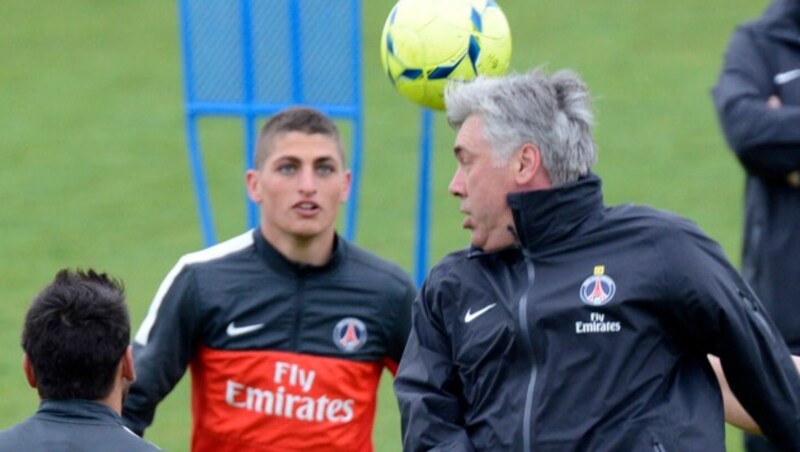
[460,210,472,229]
[294,201,320,215]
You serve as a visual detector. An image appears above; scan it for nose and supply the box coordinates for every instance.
[298,167,317,194]
[448,166,465,198]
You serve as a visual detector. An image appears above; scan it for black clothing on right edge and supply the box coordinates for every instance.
[712,0,800,355]
[395,174,800,451]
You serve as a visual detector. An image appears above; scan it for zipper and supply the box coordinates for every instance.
[652,440,666,452]
[519,250,538,451]
[292,275,305,351]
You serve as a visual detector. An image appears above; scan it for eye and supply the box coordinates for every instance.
[454,149,470,166]
[276,163,298,175]
[316,164,335,175]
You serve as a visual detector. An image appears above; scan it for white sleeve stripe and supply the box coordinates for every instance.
[134,231,256,345]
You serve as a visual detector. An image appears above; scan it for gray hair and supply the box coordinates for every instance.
[445,68,596,186]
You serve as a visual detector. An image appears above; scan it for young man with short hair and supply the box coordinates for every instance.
[123,107,416,451]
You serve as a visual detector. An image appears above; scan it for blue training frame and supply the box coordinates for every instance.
[178,0,363,246]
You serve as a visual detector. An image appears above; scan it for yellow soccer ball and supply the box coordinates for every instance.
[380,0,512,111]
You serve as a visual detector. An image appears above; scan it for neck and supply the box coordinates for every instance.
[95,384,124,416]
[260,227,335,266]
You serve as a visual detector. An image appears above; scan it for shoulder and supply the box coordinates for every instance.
[429,247,472,275]
[605,204,704,239]
[342,241,415,291]
[730,15,784,51]
[158,230,257,290]
[423,247,484,291]
[176,230,256,272]
[0,416,161,451]
[0,419,32,445]
[84,416,163,451]
[118,426,162,451]
[604,204,722,266]
[84,423,162,451]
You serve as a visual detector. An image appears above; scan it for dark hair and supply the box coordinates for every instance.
[22,268,130,400]
[254,106,344,169]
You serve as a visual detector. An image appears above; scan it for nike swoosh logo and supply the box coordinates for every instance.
[226,321,264,337]
[465,303,497,323]
[775,69,800,85]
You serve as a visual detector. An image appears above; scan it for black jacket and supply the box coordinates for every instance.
[123,230,415,451]
[712,0,800,353]
[0,400,160,451]
[395,174,800,451]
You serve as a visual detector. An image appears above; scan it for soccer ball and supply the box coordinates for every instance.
[380,0,512,111]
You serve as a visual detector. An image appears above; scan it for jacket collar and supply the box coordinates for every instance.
[253,229,344,275]
[507,172,604,253]
[37,399,123,425]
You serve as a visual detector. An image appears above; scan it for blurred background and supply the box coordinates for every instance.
[0,0,767,450]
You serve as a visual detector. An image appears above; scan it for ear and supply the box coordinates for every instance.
[23,354,37,389]
[339,169,352,204]
[514,143,542,185]
[121,345,135,383]
[245,169,262,204]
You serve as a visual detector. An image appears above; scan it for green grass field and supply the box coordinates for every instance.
[0,0,771,450]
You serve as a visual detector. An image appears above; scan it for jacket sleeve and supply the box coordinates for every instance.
[122,260,202,436]
[661,219,800,449]
[711,26,800,178]
[385,278,416,375]
[393,276,474,452]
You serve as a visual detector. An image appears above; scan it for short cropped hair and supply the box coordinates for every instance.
[22,269,130,401]
[445,68,596,186]
[254,107,344,169]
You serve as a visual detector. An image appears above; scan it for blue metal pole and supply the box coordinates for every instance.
[179,0,216,246]
[241,0,258,229]
[186,114,217,247]
[289,0,304,103]
[414,108,434,287]
[344,0,363,241]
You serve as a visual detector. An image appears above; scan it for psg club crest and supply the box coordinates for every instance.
[333,317,367,352]
[580,265,616,306]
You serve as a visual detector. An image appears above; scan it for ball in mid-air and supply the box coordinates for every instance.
[380,0,512,111]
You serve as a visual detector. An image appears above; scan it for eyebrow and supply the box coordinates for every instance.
[314,156,337,164]
[271,155,339,165]
[272,156,301,165]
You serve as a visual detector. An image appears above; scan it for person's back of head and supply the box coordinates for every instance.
[22,268,130,401]
[445,68,597,186]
